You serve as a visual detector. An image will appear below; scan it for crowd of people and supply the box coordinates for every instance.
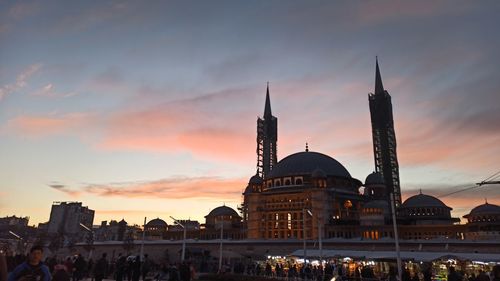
[2,246,500,281]
[1,246,196,281]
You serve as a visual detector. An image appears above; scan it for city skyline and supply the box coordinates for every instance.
[1,1,499,226]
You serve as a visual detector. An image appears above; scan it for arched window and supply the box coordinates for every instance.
[295,178,303,185]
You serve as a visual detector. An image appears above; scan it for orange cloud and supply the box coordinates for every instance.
[82,176,246,200]
[4,112,94,137]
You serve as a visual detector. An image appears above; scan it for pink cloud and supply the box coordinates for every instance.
[4,112,94,137]
[82,176,246,200]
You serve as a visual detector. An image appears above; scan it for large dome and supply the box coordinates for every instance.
[267,151,351,179]
[402,194,449,209]
[206,206,239,217]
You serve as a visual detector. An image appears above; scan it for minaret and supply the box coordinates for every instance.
[256,83,278,179]
[368,58,401,207]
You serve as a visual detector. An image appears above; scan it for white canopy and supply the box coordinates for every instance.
[290,249,500,262]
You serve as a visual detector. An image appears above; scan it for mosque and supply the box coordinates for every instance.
[142,60,499,242]
[237,59,499,241]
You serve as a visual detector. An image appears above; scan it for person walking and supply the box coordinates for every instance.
[7,246,51,281]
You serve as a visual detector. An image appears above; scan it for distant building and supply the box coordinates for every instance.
[47,202,94,237]
[201,206,244,240]
[145,218,168,240]
[0,216,29,227]
[94,219,129,241]
[166,219,200,240]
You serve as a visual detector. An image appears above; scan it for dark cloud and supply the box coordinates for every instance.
[48,182,80,197]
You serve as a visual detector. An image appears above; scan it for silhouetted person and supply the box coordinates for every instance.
[168,264,180,281]
[73,254,86,281]
[492,265,500,281]
[94,253,109,281]
[402,267,411,281]
[468,273,476,281]
[447,267,461,281]
[132,256,141,281]
[142,255,151,281]
[388,266,397,281]
[115,254,126,281]
[477,270,489,281]
[423,267,432,281]
[179,262,190,281]
[0,252,7,281]
[53,264,71,281]
[7,245,51,281]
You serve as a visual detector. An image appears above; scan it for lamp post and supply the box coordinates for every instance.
[390,193,402,281]
[304,210,323,262]
[79,223,94,260]
[218,219,224,273]
[9,231,24,255]
[170,216,187,261]
[302,209,307,264]
[140,217,146,262]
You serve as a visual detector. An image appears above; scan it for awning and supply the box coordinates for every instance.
[290,249,500,262]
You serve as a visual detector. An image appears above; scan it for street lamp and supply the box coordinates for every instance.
[79,223,94,260]
[390,193,402,281]
[302,210,323,263]
[8,231,22,240]
[170,216,187,261]
[140,217,146,262]
[302,209,309,264]
[218,220,224,272]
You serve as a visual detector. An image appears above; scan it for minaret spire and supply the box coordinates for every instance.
[369,58,401,207]
[264,82,272,118]
[256,83,278,179]
[375,57,385,95]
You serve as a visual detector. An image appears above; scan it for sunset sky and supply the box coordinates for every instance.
[1,1,499,227]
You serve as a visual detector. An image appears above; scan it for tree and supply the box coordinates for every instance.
[122,230,135,254]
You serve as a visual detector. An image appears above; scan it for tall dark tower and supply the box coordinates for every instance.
[256,84,278,179]
[368,58,401,207]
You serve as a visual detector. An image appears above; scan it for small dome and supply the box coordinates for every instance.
[467,202,500,216]
[146,218,168,227]
[206,206,239,217]
[119,219,127,225]
[365,172,384,186]
[267,151,351,179]
[402,193,449,209]
[248,174,263,185]
[311,168,327,179]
